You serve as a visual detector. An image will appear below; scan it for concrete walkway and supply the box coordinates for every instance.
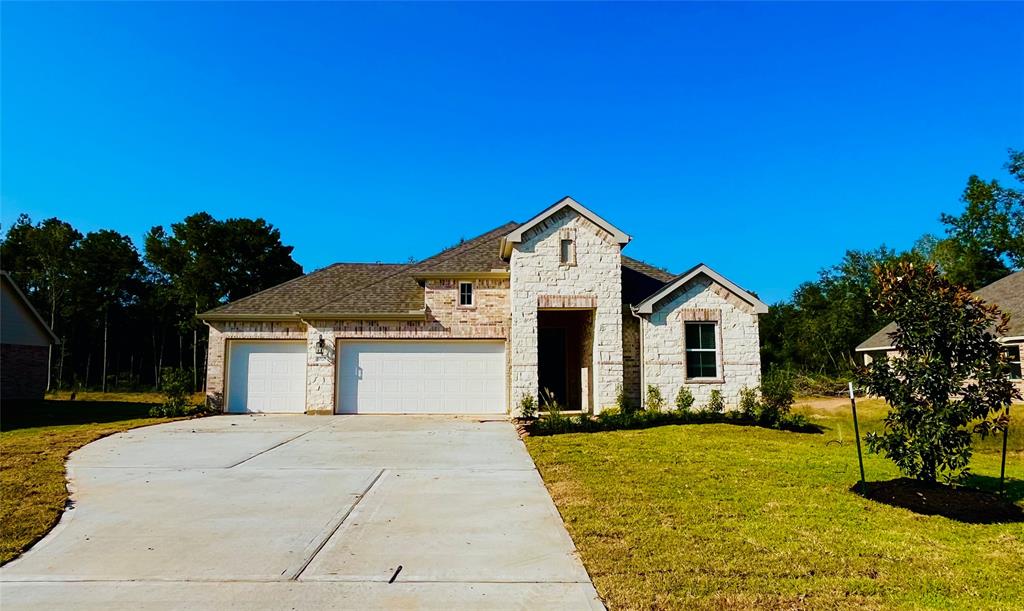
[1,415,602,610]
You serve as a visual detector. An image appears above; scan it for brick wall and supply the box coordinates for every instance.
[1,343,48,400]
[205,278,512,413]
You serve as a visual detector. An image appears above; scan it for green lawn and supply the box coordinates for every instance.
[526,398,1024,610]
[0,392,185,564]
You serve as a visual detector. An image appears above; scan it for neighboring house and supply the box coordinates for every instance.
[856,269,1024,394]
[199,197,767,415]
[1,271,59,400]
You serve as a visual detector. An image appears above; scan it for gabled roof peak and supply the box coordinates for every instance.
[633,263,769,315]
[500,196,630,258]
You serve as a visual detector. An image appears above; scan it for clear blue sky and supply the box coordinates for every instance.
[2,2,1021,303]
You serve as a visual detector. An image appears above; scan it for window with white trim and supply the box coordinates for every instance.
[685,322,718,379]
[1005,345,1022,380]
[458,281,474,307]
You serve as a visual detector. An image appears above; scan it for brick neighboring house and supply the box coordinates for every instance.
[1,272,59,400]
[199,197,768,415]
[856,269,1024,395]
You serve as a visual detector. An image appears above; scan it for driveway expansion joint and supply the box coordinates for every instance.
[291,467,387,581]
[225,425,325,469]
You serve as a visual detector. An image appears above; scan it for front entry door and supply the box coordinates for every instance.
[538,327,568,408]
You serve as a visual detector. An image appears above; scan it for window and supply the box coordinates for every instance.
[685,322,718,379]
[1006,345,1022,380]
[459,281,474,307]
[559,238,575,265]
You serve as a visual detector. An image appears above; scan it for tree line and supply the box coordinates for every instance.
[0,213,302,392]
[761,149,1024,378]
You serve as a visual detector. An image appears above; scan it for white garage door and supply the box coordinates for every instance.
[337,342,506,414]
[227,342,307,413]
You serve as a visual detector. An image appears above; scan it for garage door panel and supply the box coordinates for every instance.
[227,342,306,414]
[338,342,505,414]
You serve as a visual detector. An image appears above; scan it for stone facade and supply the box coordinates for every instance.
[1,343,49,400]
[204,204,767,416]
[641,276,761,409]
[509,207,623,414]
[206,278,511,413]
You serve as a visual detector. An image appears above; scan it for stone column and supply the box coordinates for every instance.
[305,321,336,414]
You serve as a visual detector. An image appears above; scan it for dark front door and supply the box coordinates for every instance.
[538,327,567,408]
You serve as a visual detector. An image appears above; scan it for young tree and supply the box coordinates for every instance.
[859,262,1019,483]
[77,230,144,392]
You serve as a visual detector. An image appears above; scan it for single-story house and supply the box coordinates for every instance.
[856,269,1023,393]
[1,271,59,400]
[199,197,767,415]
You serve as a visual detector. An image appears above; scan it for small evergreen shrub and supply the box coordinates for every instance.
[518,394,538,420]
[706,389,725,413]
[759,369,795,425]
[645,385,666,412]
[738,386,759,419]
[674,386,694,412]
[615,384,636,415]
[150,368,205,418]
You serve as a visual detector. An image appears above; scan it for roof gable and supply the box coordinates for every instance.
[1,272,59,344]
[500,196,629,258]
[633,263,769,315]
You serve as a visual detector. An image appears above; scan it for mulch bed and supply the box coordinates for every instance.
[855,477,1023,524]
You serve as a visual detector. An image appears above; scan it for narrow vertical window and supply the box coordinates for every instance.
[560,239,575,265]
[459,281,474,307]
[685,322,718,379]
[1006,346,1022,380]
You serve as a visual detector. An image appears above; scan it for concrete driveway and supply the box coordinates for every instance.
[1,415,602,610]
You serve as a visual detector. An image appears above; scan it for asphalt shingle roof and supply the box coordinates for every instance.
[857,269,1024,350]
[201,221,684,319]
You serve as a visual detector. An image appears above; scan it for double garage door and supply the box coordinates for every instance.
[226,341,506,414]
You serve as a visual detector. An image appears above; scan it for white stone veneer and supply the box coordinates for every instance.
[509,208,623,414]
[641,276,761,409]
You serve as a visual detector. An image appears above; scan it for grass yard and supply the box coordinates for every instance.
[526,398,1024,610]
[0,392,190,564]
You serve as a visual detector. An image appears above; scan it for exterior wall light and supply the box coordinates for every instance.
[316,334,326,356]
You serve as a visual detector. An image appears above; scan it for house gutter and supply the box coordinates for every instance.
[630,305,645,409]
[198,310,428,322]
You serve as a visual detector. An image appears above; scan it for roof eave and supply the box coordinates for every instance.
[634,264,769,316]
[1,272,60,344]
[501,196,630,256]
[294,310,427,321]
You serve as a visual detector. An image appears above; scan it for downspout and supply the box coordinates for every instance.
[630,305,645,409]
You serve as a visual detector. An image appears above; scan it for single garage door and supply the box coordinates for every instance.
[227,342,307,413]
[337,341,506,414]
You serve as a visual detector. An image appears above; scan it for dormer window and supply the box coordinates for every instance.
[459,281,474,307]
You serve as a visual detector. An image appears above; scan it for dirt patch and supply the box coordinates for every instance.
[855,478,1024,524]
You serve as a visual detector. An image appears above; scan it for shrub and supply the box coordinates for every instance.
[615,384,636,415]
[706,389,725,413]
[759,369,794,425]
[860,262,1019,483]
[150,368,205,418]
[674,386,694,412]
[518,394,538,420]
[738,386,759,419]
[645,385,666,412]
